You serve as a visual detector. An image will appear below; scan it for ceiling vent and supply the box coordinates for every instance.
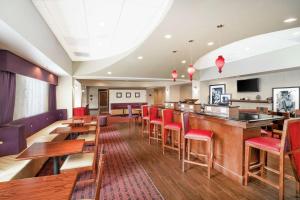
[73,52,90,57]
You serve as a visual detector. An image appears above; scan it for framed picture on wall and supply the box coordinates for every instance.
[116,92,122,98]
[209,84,226,104]
[126,92,131,98]
[135,92,140,98]
[220,94,232,105]
[273,87,300,112]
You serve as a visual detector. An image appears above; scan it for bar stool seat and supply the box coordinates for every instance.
[165,122,181,131]
[150,118,162,125]
[185,129,213,141]
[143,116,150,120]
[246,137,280,152]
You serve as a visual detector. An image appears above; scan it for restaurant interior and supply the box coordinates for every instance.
[1,0,300,200]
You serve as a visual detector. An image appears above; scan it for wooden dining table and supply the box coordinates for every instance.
[0,172,78,200]
[62,119,85,126]
[16,140,84,175]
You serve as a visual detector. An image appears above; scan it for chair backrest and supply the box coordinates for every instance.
[92,117,101,173]
[94,151,105,200]
[281,118,300,182]
[149,106,159,121]
[256,107,268,114]
[162,109,173,125]
[181,112,190,135]
[127,105,133,117]
[141,105,149,117]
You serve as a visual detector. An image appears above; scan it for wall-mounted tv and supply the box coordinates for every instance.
[237,78,259,92]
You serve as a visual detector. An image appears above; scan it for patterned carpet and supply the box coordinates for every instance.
[37,117,163,200]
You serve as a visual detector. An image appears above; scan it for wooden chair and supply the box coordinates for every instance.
[141,105,150,135]
[75,148,105,200]
[162,109,182,160]
[148,106,162,144]
[60,118,100,175]
[181,112,214,178]
[244,118,300,200]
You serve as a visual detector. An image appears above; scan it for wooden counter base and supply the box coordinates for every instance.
[173,112,263,184]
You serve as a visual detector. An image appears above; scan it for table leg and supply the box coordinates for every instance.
[53,156,60,175]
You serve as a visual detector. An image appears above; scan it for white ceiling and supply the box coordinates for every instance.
[71,0,300,80]
[33,0,173,61]
[195,27,300,69]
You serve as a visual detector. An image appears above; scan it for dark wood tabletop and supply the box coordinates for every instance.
[16,139,85,160]
[0,172,78,200]
[50,126,92,134]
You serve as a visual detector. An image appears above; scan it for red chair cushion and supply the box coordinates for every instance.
[288,121,300,178]
[246,137,281,152]
[165,122,181,131]
[150,118,162,125]
[185,129,213,140]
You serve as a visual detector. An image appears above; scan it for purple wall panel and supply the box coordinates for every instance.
[0,109,67,156]
[0,50,58,85]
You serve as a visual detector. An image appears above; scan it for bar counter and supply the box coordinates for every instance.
[162,104,282,184]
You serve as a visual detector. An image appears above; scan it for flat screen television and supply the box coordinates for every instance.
[237,78,259,92]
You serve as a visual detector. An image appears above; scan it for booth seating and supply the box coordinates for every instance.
[0,110,67,182]
[141,105,149,135]
[181,112,214,178]
[244,118,300,200]
[110,103,147,115]
[148,106,162,144]
[162,109,182,160]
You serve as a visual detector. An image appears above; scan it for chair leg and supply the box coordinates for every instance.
[279,154,285,200]
[187,139,191,161]
[244,144,251,186]
[296,181,300,197]
[182,138,186,172]
[148,124,151,144]
[177,130,181,160]
[142,119,144,135]
[208,139,213,179]
[162,129,165,155]
[260,150,266,176]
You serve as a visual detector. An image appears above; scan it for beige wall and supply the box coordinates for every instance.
[180,84,192,101]
[199,68,300,109]
[56,76,73,118]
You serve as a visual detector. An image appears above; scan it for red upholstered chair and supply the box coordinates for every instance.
[141,105,149,135]
[244,118,300,200]
[148,106,162,144]
[73,107,87,117]
[162,109,182,159]
[181,112,214,178]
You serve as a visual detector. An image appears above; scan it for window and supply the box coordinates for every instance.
[13,74,49,120]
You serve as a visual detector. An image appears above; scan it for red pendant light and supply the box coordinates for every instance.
[171,70,178,82]
[187,64,195,81]
[215,55,225,73]
[215,24,225,73]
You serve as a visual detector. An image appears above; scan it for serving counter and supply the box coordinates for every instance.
[161,103,282,184]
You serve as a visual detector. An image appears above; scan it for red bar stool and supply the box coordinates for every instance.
[148,106,162,144]
[244,118,300,200]
[181,112,214,178]
[162,109,182,160]
[141,105,149,136]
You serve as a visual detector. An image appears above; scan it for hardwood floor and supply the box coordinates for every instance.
[116,123,299,200]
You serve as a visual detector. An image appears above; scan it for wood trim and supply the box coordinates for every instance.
[230,99,271,104]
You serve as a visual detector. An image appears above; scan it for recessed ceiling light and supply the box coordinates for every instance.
[245,47,250,51]
[181,60,186,64]
[284,18,297,23]
[107,71,112,75]
[137,56,143,60]
[181,75,185,78]
[164,34,172,39]
[207,42,214,46]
